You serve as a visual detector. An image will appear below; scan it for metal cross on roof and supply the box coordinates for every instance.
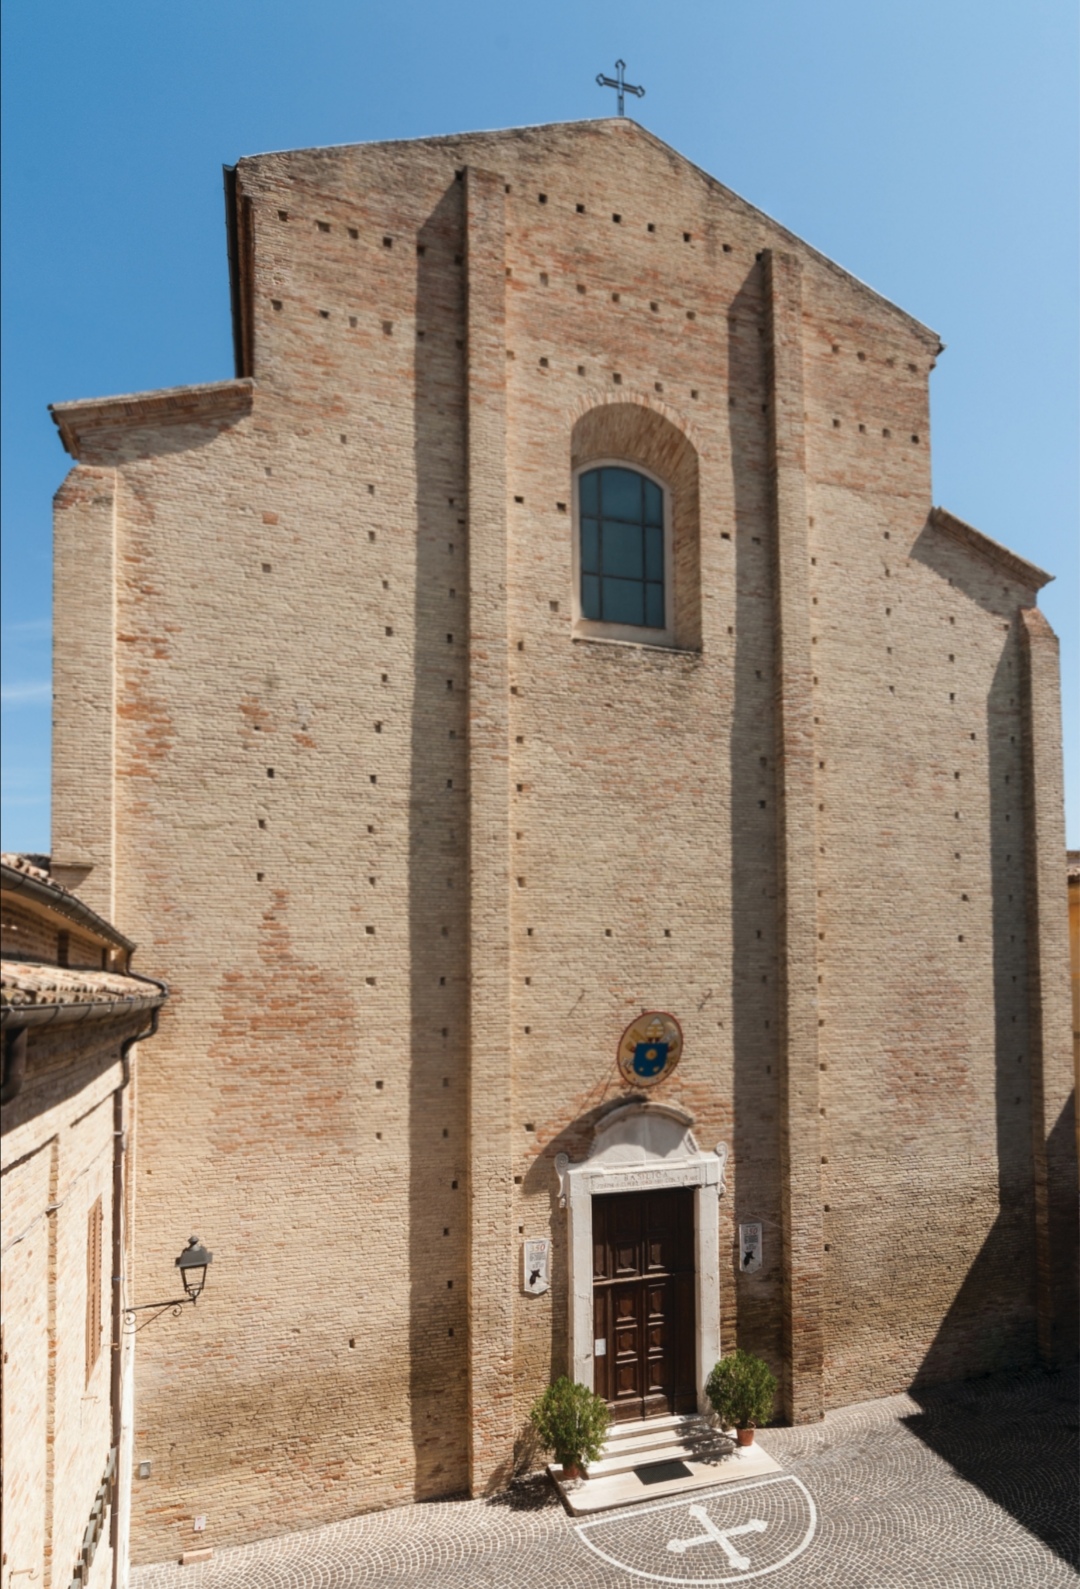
[596,59,645,117]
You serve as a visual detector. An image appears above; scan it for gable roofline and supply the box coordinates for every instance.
[236,116,942,352]
[929,506,1053,592]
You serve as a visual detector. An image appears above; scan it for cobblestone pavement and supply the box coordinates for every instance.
[134,1367,1078,1589]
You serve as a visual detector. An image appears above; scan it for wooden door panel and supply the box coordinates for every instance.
[593,1229,608,1281]
[610,1284,643,1416]
[645,1277,671,1404]
[593,1288,610,1403]
[614,1241,639,1275]
[673,1268,697,1413]
[614,1292,639,1350]
[593,1188,695,1421]
[615,1362,639,1396]
[614,1327,638,1360]
[645,1356,670,1396]
[614,1292,638,1326]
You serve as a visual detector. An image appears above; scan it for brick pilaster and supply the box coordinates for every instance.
[1018,607,1079,1364]
[52,465,116,917]
[763,249,825,1424]
[464,165,516,1492]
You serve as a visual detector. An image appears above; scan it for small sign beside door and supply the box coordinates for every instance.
[739,1222,763,1274]
[522,1237,550,1295]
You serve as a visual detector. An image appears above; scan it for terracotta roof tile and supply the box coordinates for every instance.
[1,960,161,1010]
[1,853,56,888]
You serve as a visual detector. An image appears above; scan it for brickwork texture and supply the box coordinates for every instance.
[46,118,1077,1564]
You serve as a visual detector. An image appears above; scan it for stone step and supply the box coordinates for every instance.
[597,1421,706,1461]
[587,1432,734,1480]
[604,1411,698,1440]
[601,1413,702,1448]
[549,1436,783,1516]
[595,1415,727,1461]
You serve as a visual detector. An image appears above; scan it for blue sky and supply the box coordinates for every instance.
[2,0,1076,851]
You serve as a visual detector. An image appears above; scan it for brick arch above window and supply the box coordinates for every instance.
[570,399,701,651]
[564,387,705,457]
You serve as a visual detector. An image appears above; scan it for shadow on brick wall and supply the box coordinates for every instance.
[904,638,1078,1563]
[727,266,784,1380]
[910,646,1077,1390]
[915,645,1041,1383]
[409,178,471,1498]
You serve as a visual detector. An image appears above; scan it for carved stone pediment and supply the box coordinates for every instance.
[555,1101,728,1206]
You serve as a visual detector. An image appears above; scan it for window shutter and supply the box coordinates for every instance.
[86,1196,103,1381]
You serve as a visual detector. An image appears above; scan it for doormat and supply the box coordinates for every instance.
[635,1459,693,1485]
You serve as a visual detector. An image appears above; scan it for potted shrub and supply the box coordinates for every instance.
[529,1375,610,1480]
[705,1349,777,1446]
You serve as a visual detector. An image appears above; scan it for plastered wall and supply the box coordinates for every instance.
[1,1019,139,1589]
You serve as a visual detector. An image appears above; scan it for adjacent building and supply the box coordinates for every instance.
[1,854,166,1589]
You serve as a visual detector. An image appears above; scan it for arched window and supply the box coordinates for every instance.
[575,463,670,638]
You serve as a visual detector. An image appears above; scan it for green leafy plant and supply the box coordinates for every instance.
[529,1376,610,1472]
[705,1349,777,1430]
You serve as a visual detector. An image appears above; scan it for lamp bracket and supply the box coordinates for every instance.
[122,1296,196,1334]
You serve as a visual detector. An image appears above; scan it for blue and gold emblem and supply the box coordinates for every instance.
[617,1011,683,1088]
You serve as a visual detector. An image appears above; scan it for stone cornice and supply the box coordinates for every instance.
[929,506,1053,593]
[50,378,255,459]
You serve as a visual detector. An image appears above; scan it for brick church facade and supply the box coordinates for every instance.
[46,118,1076,1561]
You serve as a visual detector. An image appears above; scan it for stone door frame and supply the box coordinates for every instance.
[555,1101,728,1416]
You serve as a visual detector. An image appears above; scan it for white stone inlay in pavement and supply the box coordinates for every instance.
[666,1506,767,1569]
[573,1474,818,1584]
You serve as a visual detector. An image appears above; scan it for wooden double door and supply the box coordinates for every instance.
[592,1187,697,1422]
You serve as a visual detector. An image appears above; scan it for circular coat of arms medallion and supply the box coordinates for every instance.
[617,1011,683,1088]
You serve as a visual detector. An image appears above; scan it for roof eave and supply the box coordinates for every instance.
[1,861,135,953]
[0,991,166,1029]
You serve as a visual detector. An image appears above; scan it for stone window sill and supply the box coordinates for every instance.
[571,634,701,658]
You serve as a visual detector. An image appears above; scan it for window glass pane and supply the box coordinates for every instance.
[581,518,600,574]
[644,582,665,629]
[579,469,600,515]
[578,465,667,632]
[644,480,663,527]
[600,467,643,522]
[601,521,644,579]
[603,577,645,626]
[645,525,663,582]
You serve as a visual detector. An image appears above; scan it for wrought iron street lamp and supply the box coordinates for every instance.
[125,1235,214,1332]
[175,1235,212,1302]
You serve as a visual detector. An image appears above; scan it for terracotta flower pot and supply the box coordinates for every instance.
[736,1427,755,1446]
[560,1460,582,1481]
